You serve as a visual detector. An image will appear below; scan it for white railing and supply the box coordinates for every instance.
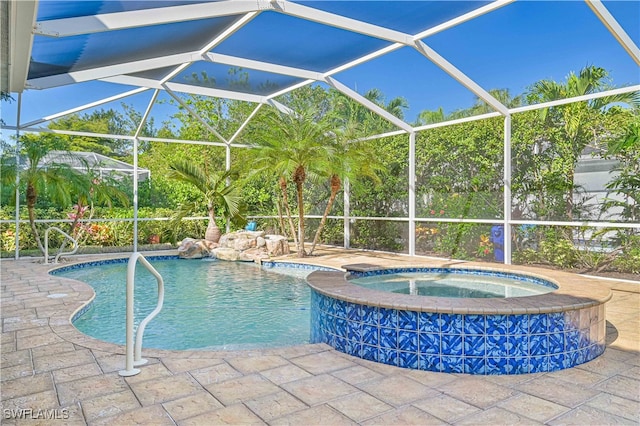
[44,227,79,264]
[119,252,165,377]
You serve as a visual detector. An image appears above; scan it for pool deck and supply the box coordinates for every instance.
[1,248,638,425]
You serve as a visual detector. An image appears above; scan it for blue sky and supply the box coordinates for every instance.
[1,0,638,134]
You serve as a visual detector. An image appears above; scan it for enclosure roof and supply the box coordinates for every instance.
[2,0,639,131]
[39,150,151,181]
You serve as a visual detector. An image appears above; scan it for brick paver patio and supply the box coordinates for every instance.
[1,249,638,425]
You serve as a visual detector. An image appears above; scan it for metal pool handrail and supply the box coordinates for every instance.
[119,252,165,377]
[44,227,79,264]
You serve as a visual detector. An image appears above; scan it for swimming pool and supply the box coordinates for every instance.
[54,258,321,350]
[349,270,556,298]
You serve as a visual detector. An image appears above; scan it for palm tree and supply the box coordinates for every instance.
[252,107,333,257]
[167,160,241,243]
[527,65,640,218]
[308,121,384,254]
[0,135,129,256]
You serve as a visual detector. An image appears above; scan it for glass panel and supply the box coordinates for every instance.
[350,219,409,254]
[37,1,213,21]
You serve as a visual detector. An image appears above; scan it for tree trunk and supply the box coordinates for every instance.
[205,208,221,242]
[293,166,306,257]
[279,177,298,246]
[26,183,46,256]
[309,175,341,255]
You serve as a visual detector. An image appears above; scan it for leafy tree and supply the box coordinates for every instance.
[526,65,640,219]
[251,106,333,257]
[0,134,129,256]
[167,159,242,242]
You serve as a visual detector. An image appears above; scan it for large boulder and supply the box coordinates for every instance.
[177,238,218,259]
[179,230,289,262]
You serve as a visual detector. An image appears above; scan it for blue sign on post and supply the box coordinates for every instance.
[490,225,504,262]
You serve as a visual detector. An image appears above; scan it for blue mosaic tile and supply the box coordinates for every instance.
[464,357,486,374]
[464,315,486,335]
[378,308,397,329]
[529,355,549,373]
[418,354,440,371]
[333,299,347,319]
[334,336,347,352]
[347,321,362,342]
[362,325,379,346]
[379,328,398,348]
[335,318,347,337]
[486,315,508,335]
[346,302,360,321]
[440,314,463,334]
[548,332,564,354]
[464,335,486,357]
[564,330,580,352]
[529,334,549,356]
[440,356,464,373]
[508,357,529,375]
[441,334,463,356]
[361,344,378,362]
[418,312,440,333]
[529,314,548,334]
[378,348,399,366]
[359,305,377,324]
[397,310,418,331]
[486,357,510,375]
[565,350,580,369]
[507,315,528,335]
[485,334,506,357]
[548,312,565,332]
[398,351,419,369]
[419,333,440,354]
[398,330,418,351]
[507,335,528,357]
[548,353,564,372]
[345,340,360,356]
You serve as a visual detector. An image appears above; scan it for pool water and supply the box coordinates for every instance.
[59,259,312,350]
[350,272,554,298]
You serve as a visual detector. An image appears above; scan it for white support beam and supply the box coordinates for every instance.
[270,1,412,45]
[586,0,640,66]
[34,1,261,37]
[324,76,413,133]
[134,90,160,138]
[204,53,324,80]
[164,86,229,144]
[27,51,202,90]
[229,104,263,144]
[266,99,296,115]
[414,0,515,40]
[413,40,509,116]
[6,0,37,93]
[101,75,267,104]
[503,115,512,265]
[21,87,150,128]
[510,85,640,114]
[408,132,416,256]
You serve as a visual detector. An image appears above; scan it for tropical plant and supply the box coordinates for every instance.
[251,107,333,257]
[0,135,129,256]
[167,159,242,242]
[526,65,640,219]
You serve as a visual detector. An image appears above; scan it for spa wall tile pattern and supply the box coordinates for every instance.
[310,290,606,375]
